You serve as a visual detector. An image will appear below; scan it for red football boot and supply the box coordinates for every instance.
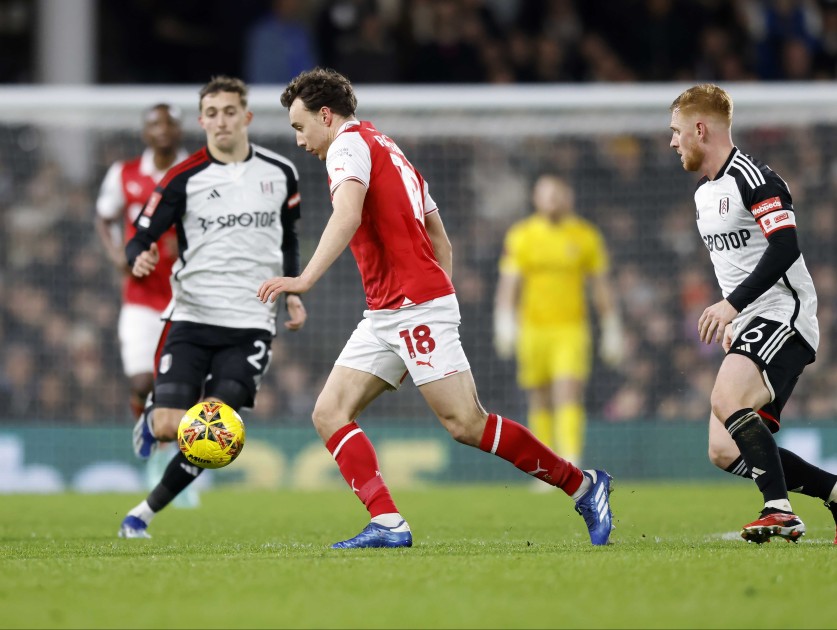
[740,510,805,544]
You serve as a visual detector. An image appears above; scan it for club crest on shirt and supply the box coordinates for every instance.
[718,196,729,220]
[260,180,283,196]
[159,353,172,374]
[126,181,144,197]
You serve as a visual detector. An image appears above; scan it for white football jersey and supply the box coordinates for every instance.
[129,144,301,335]
[694,147,818,352]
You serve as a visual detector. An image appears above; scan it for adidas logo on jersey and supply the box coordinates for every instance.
[207,189,221,200]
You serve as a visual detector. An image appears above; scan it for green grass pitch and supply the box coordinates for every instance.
[1,483,835,629]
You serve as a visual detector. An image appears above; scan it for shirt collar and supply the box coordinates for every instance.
[335,120,361,137]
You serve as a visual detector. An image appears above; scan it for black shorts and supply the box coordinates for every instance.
[727,316,815,432]
[154,320,273,410]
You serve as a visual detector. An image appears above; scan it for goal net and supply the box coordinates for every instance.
[1,83,836,491]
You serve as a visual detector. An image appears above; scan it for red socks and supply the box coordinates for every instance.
[479,413,583,495]
[326,422,398,517]
[326,414,583,512]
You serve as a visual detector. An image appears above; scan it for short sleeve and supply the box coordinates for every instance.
[584,225,609,275]
[423,180,438,215]
[96,162,125,220]
[498,225,523,275]
[327,133,371,193]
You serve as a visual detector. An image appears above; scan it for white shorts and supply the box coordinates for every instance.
[118,304,166,377]
[335,294,471,389]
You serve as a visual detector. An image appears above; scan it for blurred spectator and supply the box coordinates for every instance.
[4,0,837,85]
[782,35,817,78]
[744,0,823,80]
[316,0,379,70]
[337,7,400,83]
[0,342,37,418]
[244,0,317,84]
[406,0,487,82]
[814,1,837,76]
[632,0,700,81]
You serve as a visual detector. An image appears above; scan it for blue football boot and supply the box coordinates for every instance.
[132,411,158,460]
[118,515,151,539]
[331,520,413,549]
[574,469,614,545]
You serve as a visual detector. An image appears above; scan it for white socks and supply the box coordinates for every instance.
[764,499,793,513]
[571,471,593,501]
[128,500,156,524]
[371,513,408,530]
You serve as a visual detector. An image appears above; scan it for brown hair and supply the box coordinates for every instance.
[280,67,357,118]
[199,76,249,111]
[670,84,733,124]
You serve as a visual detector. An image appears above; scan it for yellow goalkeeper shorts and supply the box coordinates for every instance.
[517,323,591,387]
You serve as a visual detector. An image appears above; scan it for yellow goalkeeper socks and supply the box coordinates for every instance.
[556,403,585,465]
[528,408,554,451]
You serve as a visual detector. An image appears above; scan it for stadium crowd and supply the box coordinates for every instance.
[1,0,837,427]
[1,117,837,426]
[2,1,837,84]
[100,0,837,85]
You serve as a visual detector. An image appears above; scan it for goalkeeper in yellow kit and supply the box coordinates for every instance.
[494,174,623,468]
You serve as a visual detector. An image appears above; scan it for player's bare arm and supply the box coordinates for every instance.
[424,211,453,280]
[698,298,738,344]
[131,242,159,278]
[257,179,366,303]
[94,216,131,274]
[424,212,453,279]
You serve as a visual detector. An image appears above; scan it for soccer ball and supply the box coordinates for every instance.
[177,400,246,469]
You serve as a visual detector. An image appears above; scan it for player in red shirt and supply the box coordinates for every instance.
[259,68,615,548]
[95,103,187,419]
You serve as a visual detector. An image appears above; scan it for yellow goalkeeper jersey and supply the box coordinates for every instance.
[499,214,608,327]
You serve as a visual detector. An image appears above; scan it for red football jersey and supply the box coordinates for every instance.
[97,150,184,311]
[326,121,454,310]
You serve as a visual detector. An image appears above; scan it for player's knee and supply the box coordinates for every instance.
[153,408,185,441]
[310,404,329,431]
[311,398,346,442]
[709,387,735,422]
[445,421,471,445]
[205,379,250,411]
[707,442,734,469]
[438,410,485,446]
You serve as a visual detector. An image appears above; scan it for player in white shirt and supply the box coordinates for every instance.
[118,76,307,538]
[670,83,837,544]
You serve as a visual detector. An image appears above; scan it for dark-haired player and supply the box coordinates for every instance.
[258,68,615,548]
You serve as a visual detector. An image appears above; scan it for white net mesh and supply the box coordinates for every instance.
[1,83,836,486]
